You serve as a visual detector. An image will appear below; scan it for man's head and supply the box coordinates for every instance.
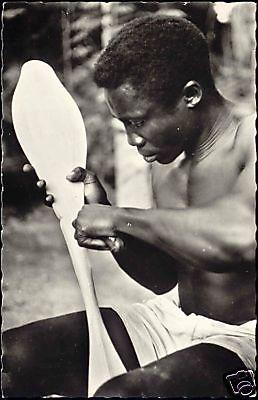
[94,15,216,164]
[94,15,215,107]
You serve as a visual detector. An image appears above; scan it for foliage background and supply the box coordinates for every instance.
[2,2,256,330]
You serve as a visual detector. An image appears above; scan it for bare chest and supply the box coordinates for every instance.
[152,148,240,208]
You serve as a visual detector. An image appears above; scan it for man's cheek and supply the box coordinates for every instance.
[145,123,163,145]
[150,119,173,145]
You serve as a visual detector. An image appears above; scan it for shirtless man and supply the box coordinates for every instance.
[3,15,256,397]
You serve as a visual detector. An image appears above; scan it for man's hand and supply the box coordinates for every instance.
[23,163,54,206]
[23,164,122,252]
[22,165,109,207]
[72,204,121,251]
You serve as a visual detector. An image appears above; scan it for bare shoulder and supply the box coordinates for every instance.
[232,113,256,200]
[234,113,256,163]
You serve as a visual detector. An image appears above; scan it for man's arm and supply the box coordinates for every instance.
[31,165,178,294]
[111,233,178,294]
[74,158,255,276]
[113,124,256,273]
[72,168,178,294]
[74,116,255,275]
[75,185,254,275]
[114,193,255,273]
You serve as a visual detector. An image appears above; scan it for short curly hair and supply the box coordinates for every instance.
[94,15,215,106]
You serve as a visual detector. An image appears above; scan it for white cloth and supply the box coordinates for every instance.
[112,286,256,370]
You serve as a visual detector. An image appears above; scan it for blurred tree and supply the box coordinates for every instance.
[67,2,115,195]
[212,2,255,116]
[2,2,64,214]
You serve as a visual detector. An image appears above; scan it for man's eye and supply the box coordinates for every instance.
[129,120,145,128]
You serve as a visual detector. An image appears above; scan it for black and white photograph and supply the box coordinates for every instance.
[2,2,256,397]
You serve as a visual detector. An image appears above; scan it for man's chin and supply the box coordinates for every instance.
[157,154,177,164]
[157,148,184,164]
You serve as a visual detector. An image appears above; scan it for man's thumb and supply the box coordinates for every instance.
[66,167,86,182]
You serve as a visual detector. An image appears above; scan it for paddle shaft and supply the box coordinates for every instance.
[60,218,126,396]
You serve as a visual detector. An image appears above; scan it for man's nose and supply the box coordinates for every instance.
[127,132,145,147]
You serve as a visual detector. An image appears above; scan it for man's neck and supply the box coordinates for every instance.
[186,92,234,161]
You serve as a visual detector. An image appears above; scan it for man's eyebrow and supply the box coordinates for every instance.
[110,113,125,121]
[109,112,120,120]
[110,112,147,122]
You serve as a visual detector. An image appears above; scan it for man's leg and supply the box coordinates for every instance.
[95,343,247,397]
[2,308,139,397]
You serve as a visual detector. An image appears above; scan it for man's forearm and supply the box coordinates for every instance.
[114,196,255,273]
[82,182,178,292]
[112,233,178,294]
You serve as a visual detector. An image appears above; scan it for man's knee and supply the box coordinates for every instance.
[3,328,30,372]
[94,369,146,397]
[94,344,246,397]
[94,364,168,397]
[2,328,33,396]
[2,313,89,397]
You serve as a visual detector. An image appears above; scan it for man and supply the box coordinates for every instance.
[3,15,256,397]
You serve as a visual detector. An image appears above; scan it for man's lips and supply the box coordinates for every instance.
[143,154,157,162]
[137,145,159,162]
[137,148,157,162]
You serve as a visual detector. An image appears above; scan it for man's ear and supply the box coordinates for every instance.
[183,80,202,108]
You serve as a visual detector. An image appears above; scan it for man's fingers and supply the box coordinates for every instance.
[84,170,97,184]
[66,167,86,182]
[44,194,54,207]
[22,163,34,173]
[36,180,46,189]
[22,164,55,209]
[23,164,53,208]
[73,226,124,252]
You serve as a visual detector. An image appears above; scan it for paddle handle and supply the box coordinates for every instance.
[60,218,126,396]
[84,174,124,253]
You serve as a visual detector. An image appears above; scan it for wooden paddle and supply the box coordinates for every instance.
[12,60,126,396]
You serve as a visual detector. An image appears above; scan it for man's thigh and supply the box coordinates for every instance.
[2,311,89,397]
[95,343,247,397]
[2,308,139,397]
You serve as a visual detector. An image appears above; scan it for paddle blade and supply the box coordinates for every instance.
[12,60,87,219]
